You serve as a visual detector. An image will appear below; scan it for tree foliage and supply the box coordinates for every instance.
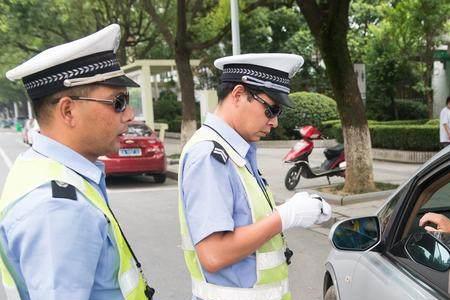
[0,0,166,106]
[369,0,450,118]
[1,0,449,152]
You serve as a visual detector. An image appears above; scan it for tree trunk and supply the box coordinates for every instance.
[424,35,434,119]
[117,36,128,66]
[390,96,398,120]
[176,0,197,147]
[175,50,197,147]
[299,0,376,193]
[327,48,376,193]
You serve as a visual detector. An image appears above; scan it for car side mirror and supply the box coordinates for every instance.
[405,231,450,272]
[330,216,380,251]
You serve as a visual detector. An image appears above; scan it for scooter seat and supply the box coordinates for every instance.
[324,144,344,160]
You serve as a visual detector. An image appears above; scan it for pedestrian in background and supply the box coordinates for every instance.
[0,24,154,300]
[439,96,450,149]
[178,53,332,300]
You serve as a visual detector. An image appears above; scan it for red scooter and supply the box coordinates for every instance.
[283,125,346,190]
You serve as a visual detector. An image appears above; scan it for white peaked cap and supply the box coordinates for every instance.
[6,24,138,100]
[214,53,304,78]
[214,53,304,107]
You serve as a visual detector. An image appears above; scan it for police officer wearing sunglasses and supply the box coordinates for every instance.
[178,53,332,300]
[0,24,155,300]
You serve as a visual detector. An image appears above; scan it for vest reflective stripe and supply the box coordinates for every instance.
[179,127,291,300]
[181,235,195,251]
[0,158,149,300]
[182,234,285,271]
[192,278,289,300]
[119,259,141,296]
[0,257,20,300]
[257,250,286,271]
[3,286,20,300]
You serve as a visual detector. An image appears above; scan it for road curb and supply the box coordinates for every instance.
[166,169,178,181]
[167,158,179,165]
[302,188,395,206]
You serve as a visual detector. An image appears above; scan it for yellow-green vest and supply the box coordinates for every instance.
[178,127,291,300]
[0,157,150,300]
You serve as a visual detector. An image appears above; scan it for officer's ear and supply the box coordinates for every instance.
[230,84,247,106]
[57,96,77,127]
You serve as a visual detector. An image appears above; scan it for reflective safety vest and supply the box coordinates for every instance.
[0,157,150,300]
[178,127,291,300]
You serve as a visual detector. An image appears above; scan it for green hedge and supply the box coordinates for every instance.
[426,119,439,126]
[323,119,439,151]
[371,125,439,151]
[155,117,181,132]
[154,90,202,133]
[279,92,338,139]
[368,119,428,126]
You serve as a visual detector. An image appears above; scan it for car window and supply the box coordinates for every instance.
[388,165,450,298]
[421,184,450,210]
[126,124,152,136]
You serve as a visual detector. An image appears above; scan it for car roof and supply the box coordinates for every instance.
[378,146,449,214]
[129,121,149,126]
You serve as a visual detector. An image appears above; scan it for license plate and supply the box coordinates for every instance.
[119,148,142,157]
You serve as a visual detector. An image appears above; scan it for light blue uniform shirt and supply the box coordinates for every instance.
[181,113,269,299]
[0,132,122,300]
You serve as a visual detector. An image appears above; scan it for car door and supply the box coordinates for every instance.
[347,152,450,300]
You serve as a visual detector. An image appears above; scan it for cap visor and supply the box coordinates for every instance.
[262,88,294,108]
[100,75,140,88]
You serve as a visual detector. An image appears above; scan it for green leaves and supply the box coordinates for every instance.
[280,92,338,138]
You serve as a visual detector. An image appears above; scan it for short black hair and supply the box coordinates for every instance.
[447,96,450,105]
[217,82,238,102]
[216,82,262,103]
[32,85,98,125]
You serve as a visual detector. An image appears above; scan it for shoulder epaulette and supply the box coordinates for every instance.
[211,141,229,164]
[51,180,77,201]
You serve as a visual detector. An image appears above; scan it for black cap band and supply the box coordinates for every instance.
[220,63,290,94]
[23,51,120,100]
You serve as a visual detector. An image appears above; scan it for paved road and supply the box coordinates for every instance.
[0,130,423,299]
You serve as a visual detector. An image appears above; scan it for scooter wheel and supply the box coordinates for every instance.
[285,165,302,190]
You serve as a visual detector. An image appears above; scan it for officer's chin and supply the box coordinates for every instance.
[257,131,269,138]
[248,135,263,143]
[110,141,120,154]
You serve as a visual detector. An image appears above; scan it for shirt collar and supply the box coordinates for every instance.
[203,113,250,159]
[31,131,103,184]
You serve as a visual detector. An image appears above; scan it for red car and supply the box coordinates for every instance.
[99,122,167,183]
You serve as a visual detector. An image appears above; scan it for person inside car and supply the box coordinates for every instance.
[419,212,450,233]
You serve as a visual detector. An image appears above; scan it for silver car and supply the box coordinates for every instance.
[324,146,450,300]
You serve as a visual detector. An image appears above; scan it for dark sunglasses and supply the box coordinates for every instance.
[248,91,282,119]
[70,92,130,112]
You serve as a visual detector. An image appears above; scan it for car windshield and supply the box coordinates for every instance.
[125,124,153,137]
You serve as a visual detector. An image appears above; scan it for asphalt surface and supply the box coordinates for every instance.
[0,129,423,300]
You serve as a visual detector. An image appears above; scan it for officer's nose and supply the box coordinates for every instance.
[268,115,278,128]
[123,105,135,123]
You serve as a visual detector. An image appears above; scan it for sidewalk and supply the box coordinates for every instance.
[164,137,422,232]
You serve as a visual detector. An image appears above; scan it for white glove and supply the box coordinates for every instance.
[276,192,332,231]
